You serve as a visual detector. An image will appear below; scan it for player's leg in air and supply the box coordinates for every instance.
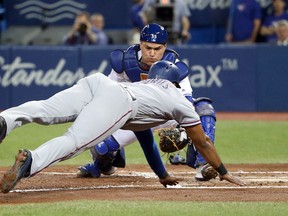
[186,97,217,181]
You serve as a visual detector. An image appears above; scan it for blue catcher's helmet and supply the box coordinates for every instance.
[148,60,180,83]
[140,23,168,44]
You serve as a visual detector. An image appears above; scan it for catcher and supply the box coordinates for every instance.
[76,23,217,181]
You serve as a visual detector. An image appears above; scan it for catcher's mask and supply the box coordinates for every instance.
[148,60,181,87]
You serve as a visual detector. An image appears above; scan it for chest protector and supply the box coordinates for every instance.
[110,45,188,82]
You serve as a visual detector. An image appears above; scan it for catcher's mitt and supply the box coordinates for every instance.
[157,127,192,153]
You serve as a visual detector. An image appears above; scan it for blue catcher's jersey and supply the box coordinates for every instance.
[110,45,188,82]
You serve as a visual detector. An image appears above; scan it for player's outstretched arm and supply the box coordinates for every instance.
[219,173,245,186]
[134,129,181,187]
[184,124,245,186]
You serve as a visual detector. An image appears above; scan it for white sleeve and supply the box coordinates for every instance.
[173,96,200,127]
[179,76,193,98]
[108,69,131,83]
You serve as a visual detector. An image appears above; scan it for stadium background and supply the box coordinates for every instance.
[0,0,287,112]
[1,1,288,213]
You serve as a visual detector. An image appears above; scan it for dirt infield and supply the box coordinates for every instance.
[1,164,288,204]
[0,112,288,204]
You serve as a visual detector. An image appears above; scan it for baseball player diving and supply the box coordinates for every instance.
[76,23,218,181]
[0,60,244,193]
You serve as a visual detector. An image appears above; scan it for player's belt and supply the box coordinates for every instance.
[121,86,136,101]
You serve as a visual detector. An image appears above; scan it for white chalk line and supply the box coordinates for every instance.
[38,171,288,182]
[10,184,288,194]
[2,170,288,176]
[33,170,288,176]
[4,170,288,193]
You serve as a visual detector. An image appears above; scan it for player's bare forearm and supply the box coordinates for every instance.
[184,124,245,186]
[184,124,222,168]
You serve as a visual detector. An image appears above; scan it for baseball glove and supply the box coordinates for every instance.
[157,127,192,153]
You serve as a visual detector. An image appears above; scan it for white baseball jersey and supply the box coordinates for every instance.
[0,73,200,175]
[121,79,200,131]
[107,50,193,147]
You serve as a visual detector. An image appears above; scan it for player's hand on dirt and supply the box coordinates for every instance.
[159,175,181,188]
[219,173,245,186]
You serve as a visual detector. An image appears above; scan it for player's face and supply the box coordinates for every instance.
[140,42,167,66]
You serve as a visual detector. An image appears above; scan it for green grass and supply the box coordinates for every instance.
[215,121,288,163]
[0,201,288,216]
[0,120,288,214]
[1,121,288,166]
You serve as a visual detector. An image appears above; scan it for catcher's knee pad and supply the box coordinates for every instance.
[193,97,216,119]
[96,148,126,170]
[92,135,120,157]
[90,136,126,169]
[193,97,216,143]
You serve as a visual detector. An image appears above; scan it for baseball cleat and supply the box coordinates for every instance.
[195,163,218,181]
[76,162,101,178]
[0,116,7,144]
[1,149,32,193]
[100,165,116,176]
[169,154,186,165]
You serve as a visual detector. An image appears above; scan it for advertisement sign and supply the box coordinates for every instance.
[1,45,287,111]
